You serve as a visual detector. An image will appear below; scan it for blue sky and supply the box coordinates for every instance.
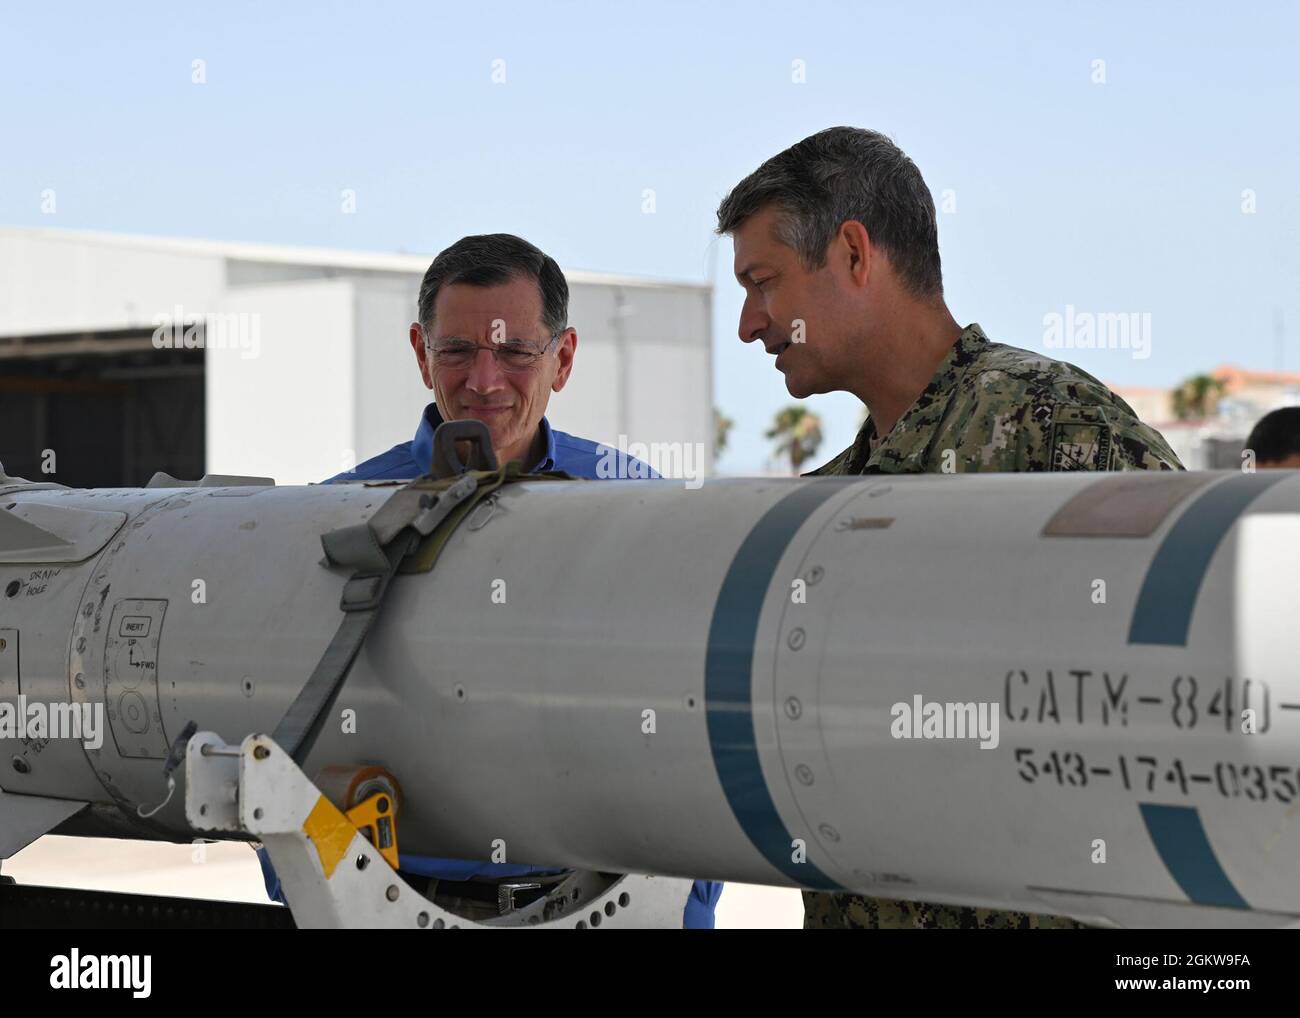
[2,1,1297,471]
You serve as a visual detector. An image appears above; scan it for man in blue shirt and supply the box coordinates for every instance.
[261,233,722,927]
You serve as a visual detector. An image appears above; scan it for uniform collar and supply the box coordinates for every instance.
[411,402,557,474]
[848,323,990,473]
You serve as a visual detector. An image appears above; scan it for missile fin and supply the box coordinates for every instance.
[0,503,126,564]
[0,507,75,558]
[0,791,87,860]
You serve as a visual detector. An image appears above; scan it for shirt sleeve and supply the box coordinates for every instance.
[1017,400,1183,472]
[1029,403,1118,471]
[949,389,1181,473]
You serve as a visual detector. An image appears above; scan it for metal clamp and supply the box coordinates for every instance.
[431,420,499,478]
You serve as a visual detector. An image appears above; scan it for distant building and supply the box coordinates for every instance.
[0,227,713,486]
[1111,365,1300,469]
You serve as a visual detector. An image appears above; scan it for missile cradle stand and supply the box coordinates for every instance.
[185,730,694,929]
[203,420,687,928]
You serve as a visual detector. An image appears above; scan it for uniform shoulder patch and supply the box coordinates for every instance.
[1049,405,1113,471]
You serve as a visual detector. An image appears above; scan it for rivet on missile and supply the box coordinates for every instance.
[783,697,803,720]
[242,677,255,697]
[11,756,30,774]
[819,823,841,842]
[4,581,19,598]
[454,684,467,702]
[787,627,806,650]
[805,565,824,585]
[386,885,400,902]
[684,694,698,711]
[356,855,370,870]
[417,912,429,927]
[253,745,270,760]
[795,764,815,786]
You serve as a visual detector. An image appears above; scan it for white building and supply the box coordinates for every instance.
[1112,367,1300,470]
[0,228,713,486]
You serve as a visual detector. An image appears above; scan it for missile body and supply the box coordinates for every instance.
[0,470,1297,927]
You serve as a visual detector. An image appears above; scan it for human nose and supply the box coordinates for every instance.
[464,346,508,392]
[738,292,770,344]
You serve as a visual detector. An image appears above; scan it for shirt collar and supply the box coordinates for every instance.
[850,323,990,472]
[411,402,557,474]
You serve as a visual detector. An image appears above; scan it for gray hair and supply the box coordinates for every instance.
[716,127,943,298]
[416,233,569,335]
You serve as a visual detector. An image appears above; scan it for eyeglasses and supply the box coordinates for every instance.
[423,328,564,373]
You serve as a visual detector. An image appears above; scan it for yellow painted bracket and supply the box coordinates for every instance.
[301,796,356,880]
[345,791,400,871]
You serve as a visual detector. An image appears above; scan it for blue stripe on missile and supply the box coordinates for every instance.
[1128,472,1287,646]
[705,481,850,892]
[1139,803,1249,909]
[1122,476,1280,906]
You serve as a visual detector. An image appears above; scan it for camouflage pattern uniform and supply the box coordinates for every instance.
[802,322,1183,930]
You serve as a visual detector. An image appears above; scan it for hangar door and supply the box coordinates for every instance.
[0,328,203,487]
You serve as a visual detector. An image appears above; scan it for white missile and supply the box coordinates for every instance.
[0,463,1297,928]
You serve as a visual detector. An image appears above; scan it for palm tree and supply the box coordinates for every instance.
[767,406,823,473]
[1172,374,1226,420]
[714,408,734,457]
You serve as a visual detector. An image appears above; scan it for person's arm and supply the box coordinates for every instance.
[940,383,1181,474]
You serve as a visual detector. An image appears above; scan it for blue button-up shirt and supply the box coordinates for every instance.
[326,402,656,482]
[262,403,723,927]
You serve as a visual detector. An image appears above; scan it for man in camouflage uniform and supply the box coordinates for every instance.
[716,127,1181,929]
[807,321,1180,477]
